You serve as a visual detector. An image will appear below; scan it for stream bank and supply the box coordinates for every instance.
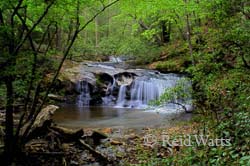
[0,104,194,166]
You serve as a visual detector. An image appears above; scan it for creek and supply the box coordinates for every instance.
[53,58,192,128]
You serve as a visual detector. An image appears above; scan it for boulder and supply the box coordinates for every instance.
[114,72,136,86]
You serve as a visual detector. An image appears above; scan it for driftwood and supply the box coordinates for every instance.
[28,152,64,156]
[15,104,119,165]
[78,139,111,163]
[48,94,66,102]
[20,105,59,140]
[50,125,84,142]
[24,139,50,153]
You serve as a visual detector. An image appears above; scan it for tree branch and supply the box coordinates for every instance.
[0,1,55,71]
[37,22,57,53]
[79,0,120,32]
[170,102,190,113]
[128,14,163,46]
[21,0,120,142]
[242,54,250,69]
[0,9,4,25]
[13,1,55,56]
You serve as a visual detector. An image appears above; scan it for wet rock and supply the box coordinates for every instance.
[48,94,66,101]
[125,133,139,140]
[100,128,112,135]
[70,160,79,165]
[110,140,123,145]
[91,130,108,145]
[114,72,136,86]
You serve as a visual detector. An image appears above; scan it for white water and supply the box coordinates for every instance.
[76,63,191,112]
[116,74,183,109]
[58,64,193,129]
[109,56,123,63]
[116,85,127,107]
[76,81,91,107]
[130,78,159,107]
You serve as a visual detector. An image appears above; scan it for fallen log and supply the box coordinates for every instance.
[28,152,64,156]
[20,105,59,140]
[78,139,110,163]
[50,125,84,142]
[48,94,66,102]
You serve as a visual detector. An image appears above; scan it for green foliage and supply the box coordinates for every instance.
[155,57,190,73]
[0,85,5,107]
[152,78,192,107]
[118,37,162,64]
[135,0,250,165]
[98,37,120,55]
[184,25,250,166]
[183,9,250,161]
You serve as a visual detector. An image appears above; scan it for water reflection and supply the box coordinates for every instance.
[54,104,132,122]
[53,104,192,128]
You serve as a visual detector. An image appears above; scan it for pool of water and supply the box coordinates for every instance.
[53,104,192,129]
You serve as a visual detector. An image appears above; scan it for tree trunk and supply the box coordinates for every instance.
[161,21,171,43]
[138,19,163,46]
[84,10,88,45]
[184,0,195,65]
[56,28,62,51]
[4,78,14,165]
[95,17,99,56]
[186,13,194,65]
[107,0,111,37]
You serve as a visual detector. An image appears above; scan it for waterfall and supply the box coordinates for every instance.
[116,85,127,107]
[113,73,190,109]
[109,56,122,63]
[75,63,191,112]
[76,81,91,107]
[130,78,159,107]
[115,74,184,109]
[129,76,178,108]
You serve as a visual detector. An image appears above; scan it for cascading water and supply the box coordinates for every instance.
[76,81,91,107]
[130,78,159,107]
[116,73,184,109]
[116,85,127,106]
[109,56,123,63]
[54,63,193,129]
[75,62,191,112]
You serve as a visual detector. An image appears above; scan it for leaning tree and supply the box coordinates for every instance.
[0,0,119,164]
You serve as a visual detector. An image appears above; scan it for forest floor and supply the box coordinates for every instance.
[0,108,197,165]
[22,122,199,166]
